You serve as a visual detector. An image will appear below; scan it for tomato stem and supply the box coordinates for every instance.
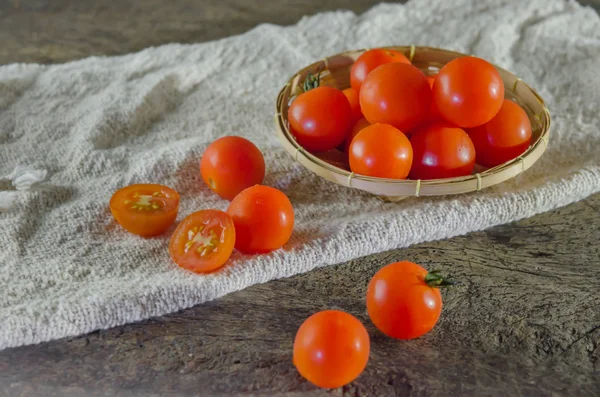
[302,67,322,92]
[424,270,459,288]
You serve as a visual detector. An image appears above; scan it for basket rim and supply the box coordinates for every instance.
[274,45,551,197]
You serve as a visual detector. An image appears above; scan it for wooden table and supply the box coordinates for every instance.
[1,1,599,396]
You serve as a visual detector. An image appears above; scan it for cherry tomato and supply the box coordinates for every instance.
[343,87,362,124]
[288,86,352,152]
[360,63,431,132]
[227,185,294,253]
[433,56,504,128]
[426,75,436,89]
[409,122,475,180]
[200,136,265,201]
[344,117,370,153]
[366,261,442,340]
[425,75,443,124]
[110,184,179,237]
[349,123,413,179]
[169,210,235,273]
[350,49,410,91]
[293,310,370,389]
[467,99,532,168]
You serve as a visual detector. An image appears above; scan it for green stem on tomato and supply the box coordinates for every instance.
[424,270,459,288]
[302,68,322,92]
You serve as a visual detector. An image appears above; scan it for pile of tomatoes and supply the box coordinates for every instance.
[110,135,294,273]
[289,48,533,179]
[105,47,498,391]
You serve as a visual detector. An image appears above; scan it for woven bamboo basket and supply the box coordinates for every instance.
[274,46,551,201]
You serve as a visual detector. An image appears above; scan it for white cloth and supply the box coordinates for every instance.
[1,0,599,350]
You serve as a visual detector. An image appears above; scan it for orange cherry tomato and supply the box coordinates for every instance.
[343,87,362,124]
[350,49,410,91]
[288,86,352,152]
[344,117,370,153]
[227,185,294,254]
[360,63,432,132]
[433,56,504,128]
[367,261,442,340]
[293,310,370,389]
[467,99,532,168]
[409,122,475,180]
[349,123,413,179]
[169,209,235,273]
[200,136,265,201]
[110,184,179,237]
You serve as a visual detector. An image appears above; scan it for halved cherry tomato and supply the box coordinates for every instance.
[169,209,235,273]
[110,184,179,237]
[409,122,475,180]
[288,86,352,152]
[433,56,504,128]
[350,49,410,91]
[360,63,432,132]
[227,185,294,254]
[344,117,370,153]
[349,123,413,179]
[293,310,370,389]
[467,99,532,168]
[200,136,265,201]
[367,261,444,340]
[343,87,362,124]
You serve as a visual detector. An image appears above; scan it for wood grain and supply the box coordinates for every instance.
[0,1,599,396]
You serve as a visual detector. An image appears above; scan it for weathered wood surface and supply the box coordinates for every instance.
[1,1,599,396]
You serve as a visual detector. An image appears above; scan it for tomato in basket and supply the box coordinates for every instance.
[409,122,476,180]
[288,86,352,152]
[432,56,504,128]
[350,48,410,91]
[467,99,532,168]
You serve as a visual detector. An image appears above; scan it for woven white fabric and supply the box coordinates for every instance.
[1,0,599,350]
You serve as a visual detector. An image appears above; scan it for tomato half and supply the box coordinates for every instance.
[110,184,179,237]
[349,123,413,179]
[293,310,370,389]
[288,86,352,152]
[360,62,432,132]
[350,49,411,91]
[200,136,265,201]
[169,209,235,273]
[343,87,362,125]
[433,56,504,128]
[343,117,370,153]
[409,122,475,180]
[366,261,442,340]
[467,99,532,168]
[227,185,294,254]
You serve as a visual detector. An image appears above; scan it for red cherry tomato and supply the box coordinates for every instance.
[288,86,352,152]
[110,184,179,237]
[409,122,475,180]
[169,209,235,273]
[349,123,413,179]
[467,99,532,168]
[293,310,370,389]
[343,87,362,124]
[350,49,410,91]
[227,185,294,254]
[360,63,431,132]
[344,117,370,153]
[200,136,265,201]
[433,56,504,128]
[366,261,442,340]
